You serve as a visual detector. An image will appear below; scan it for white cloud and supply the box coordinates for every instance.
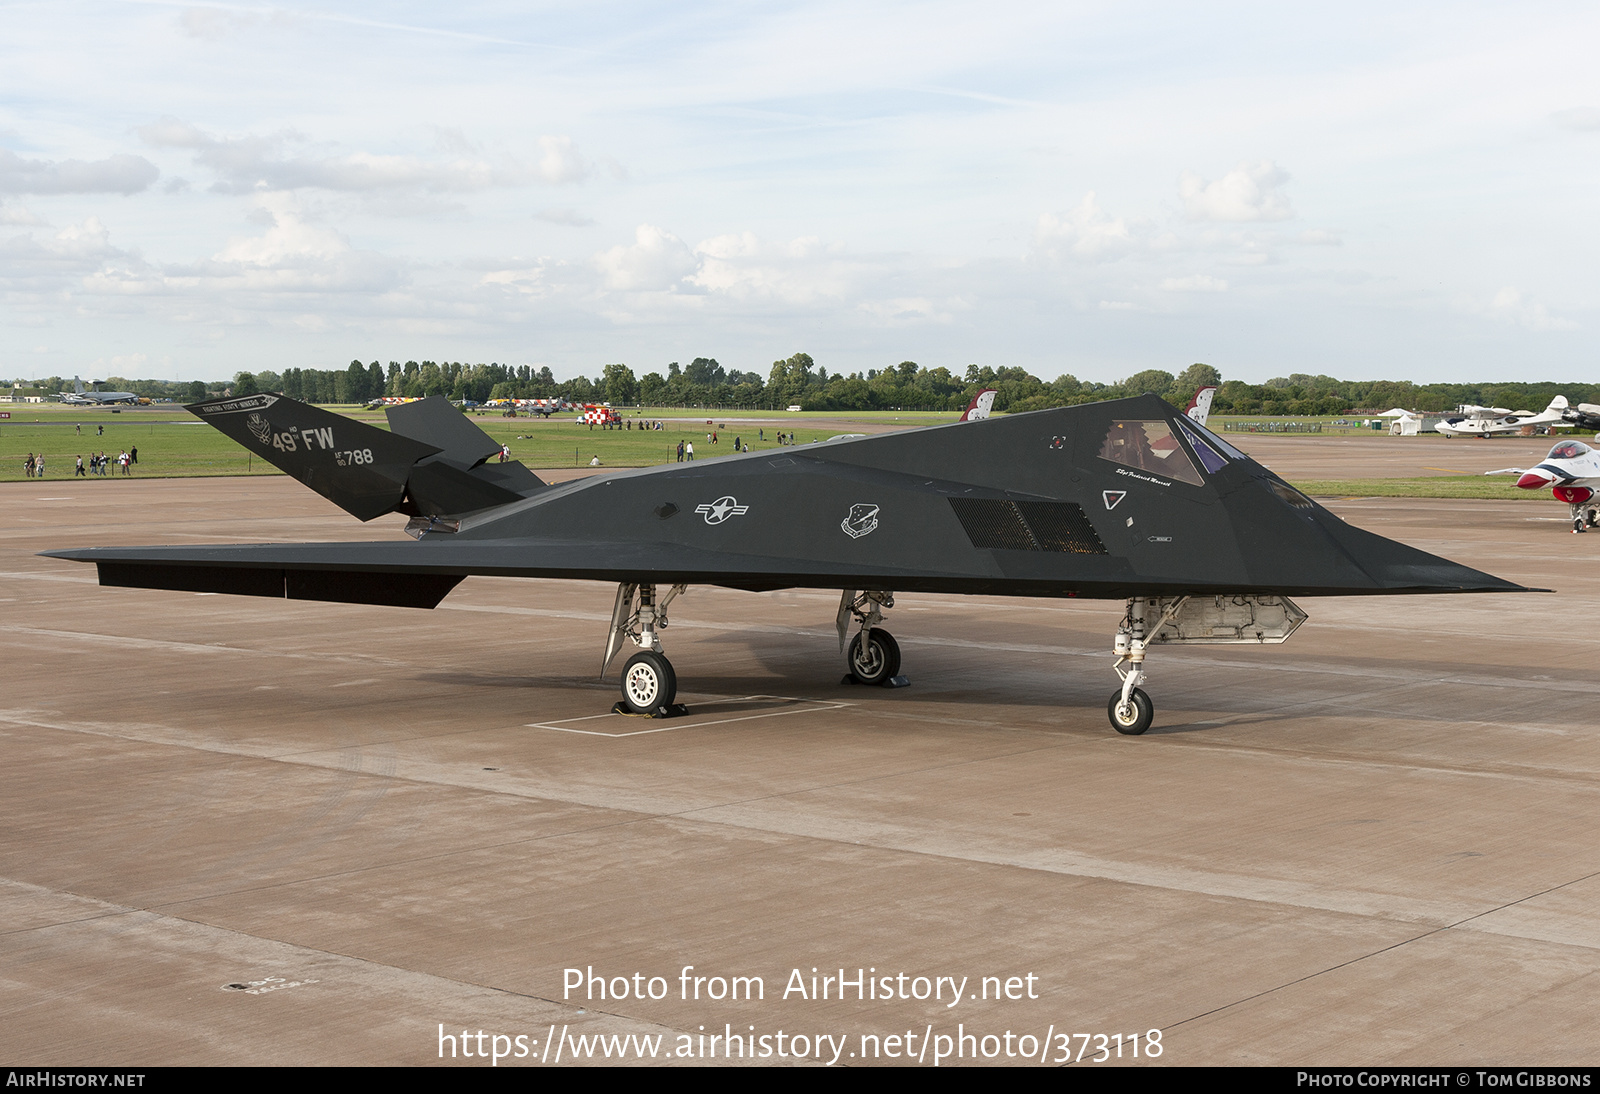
[1484,286,1576,331]
[857,297,956,324]
[53,216,114,255]
[138,117,588,194]
[1551,107,1600,131]
[1161,274,1228,292]
[92,352,149,372]
[0,202,44,225]
[1033,192,1133,260]
[593,225,696,291]
[536,136,589,184]
[1098,300,1133,310]
[686,232,851,304]
[0,149,158,194]
[479,257,563,297]
[1179,161,1292,222]
[178,6,295,42]
[534,207,596,227]
[0,216,135,291]
[61,195,402,302]
[216,193,349,265]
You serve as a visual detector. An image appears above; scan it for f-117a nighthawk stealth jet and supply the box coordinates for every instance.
[45,392,1527,734]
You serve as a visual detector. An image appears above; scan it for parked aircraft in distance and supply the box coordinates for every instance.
[59,377,142,406]
[1487,439,1600,532]
[47,392,1528,735]
[1436,397,1568,438]
[483,397,573,417]
[1555,400,1600,435]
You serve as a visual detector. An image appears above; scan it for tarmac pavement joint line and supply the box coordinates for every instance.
[0,877,688,1062]
[8,625,410,667]
[1156,864,1600,1039]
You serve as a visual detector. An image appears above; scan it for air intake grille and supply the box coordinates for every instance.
[949,498,1107,554]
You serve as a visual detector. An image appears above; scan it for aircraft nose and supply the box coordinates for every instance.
[1516,470,1555,490]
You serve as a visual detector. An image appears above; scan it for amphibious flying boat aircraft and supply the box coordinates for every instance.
[1435,397,1567,438]
[45,392,1527,734]
[1487,439,1600,532]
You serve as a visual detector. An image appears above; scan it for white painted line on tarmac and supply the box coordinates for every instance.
[529,695,851,737]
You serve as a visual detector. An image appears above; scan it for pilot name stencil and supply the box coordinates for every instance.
[695,496,749,525]
[1114,468,1171,487]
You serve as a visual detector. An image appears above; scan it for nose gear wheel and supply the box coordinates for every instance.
[621,651,676,714]
[847,629,901,685]
[1108,688,1154,735]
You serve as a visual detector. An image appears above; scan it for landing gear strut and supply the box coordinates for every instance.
[1107,595,1308,735]
[604,582,689,715]
[1569,502,1598,533]
[1109,596,1178,735]
[838,589,907,687]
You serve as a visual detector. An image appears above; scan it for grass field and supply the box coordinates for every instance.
[1294,478,1542,500]
[0,402,1544,501]
[0,405,904,482]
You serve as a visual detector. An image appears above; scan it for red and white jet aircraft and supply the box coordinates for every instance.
[1488,438,1600,532]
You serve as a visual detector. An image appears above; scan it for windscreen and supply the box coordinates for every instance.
[1098,421,1204,486]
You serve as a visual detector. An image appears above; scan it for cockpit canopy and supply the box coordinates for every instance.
[1548,440,1591,460]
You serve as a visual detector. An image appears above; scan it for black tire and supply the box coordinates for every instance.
[1108,688,1155,735]
[621,651,676,713]
[847,630,901,685]
[1587,509,1599,528]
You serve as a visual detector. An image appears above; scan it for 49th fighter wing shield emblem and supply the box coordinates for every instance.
[841,503,879,539]
[247,413,272,446]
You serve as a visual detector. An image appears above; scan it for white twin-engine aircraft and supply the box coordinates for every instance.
[1437,397,1569,438]
[1487,439,1600,532]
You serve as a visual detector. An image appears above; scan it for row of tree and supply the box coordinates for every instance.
[11,363,1600,417]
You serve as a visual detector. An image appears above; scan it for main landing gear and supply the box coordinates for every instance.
[837,590,908,687]
[1107,595,1308,735]
[1568,503,1599,533]
[603,582,689,716]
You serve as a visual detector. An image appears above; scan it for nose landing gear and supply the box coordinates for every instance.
[604,582,689,716]
[1107,595,1308,735]
[838,589,908,687]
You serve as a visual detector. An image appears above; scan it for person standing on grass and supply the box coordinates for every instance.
[76,455,84,477]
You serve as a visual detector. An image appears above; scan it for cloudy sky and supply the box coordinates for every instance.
[2,1,1598,385]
